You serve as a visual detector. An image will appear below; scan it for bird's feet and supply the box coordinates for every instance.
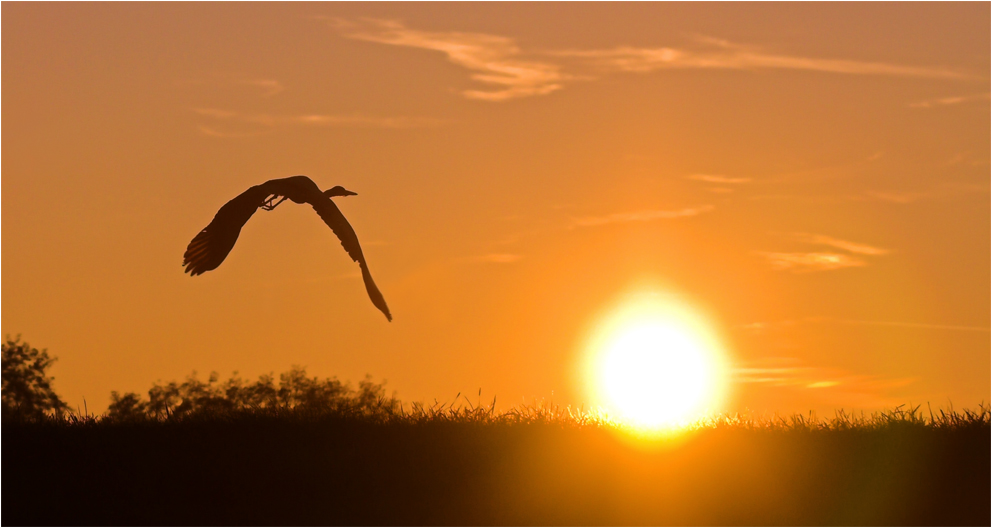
[261,195,288,211]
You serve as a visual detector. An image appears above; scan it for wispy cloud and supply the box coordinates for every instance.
[242,79,285,97]
[857,181,989,204]
[758,232,889,272]
[737,316,990,334]
[324,20,967,101]
[736,320,800,334]
[756,252,866,273]
[733,357,917,394]
[289,114,442,128]
[572,205,714,227]
[326,18,564,101]
[197,126,262,139]
[909,92,990,108]
[687,174,752,184]
[792,233,890,256]
[829,319,991,333]
[558,39,969,79]
[175,77,285,97]
[193,107,442,136]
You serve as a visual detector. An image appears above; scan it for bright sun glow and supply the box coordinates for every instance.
[585,291,729,432]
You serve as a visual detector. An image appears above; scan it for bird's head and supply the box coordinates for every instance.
[324,186,358,198]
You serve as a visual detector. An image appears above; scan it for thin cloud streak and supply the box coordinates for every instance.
[832,319,991,333]
[572,205,714,227]
[792,233,890,256]
[193,107,443,134]
[326,18,565,101]
[197,126,262,139]
[758,232,889,272]
[558,41,969,79]
[737,317,990,333]
[687,174,752,184]
[175,77,285,97]
[243,79,285,97]
[756,252,866,273]
[325,20,967,101]
[733,357,917,393]
[858,182,989,204]
[909,92,990,108]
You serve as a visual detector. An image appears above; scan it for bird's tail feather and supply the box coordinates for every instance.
[360,263,392,322]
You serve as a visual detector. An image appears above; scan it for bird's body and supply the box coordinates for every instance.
[183,175,391,321]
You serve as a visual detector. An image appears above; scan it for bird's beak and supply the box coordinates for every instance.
[344,190,358,196]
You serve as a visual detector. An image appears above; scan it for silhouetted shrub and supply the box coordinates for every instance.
[109,367,400,420]
[1,336,67,420]
[106,391,149,421]
[278,367,349,410]
[224,372,278,408]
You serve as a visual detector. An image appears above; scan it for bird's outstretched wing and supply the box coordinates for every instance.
[183,185,271,276]
[311,198,393,322]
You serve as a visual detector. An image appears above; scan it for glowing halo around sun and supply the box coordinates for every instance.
[583,291,730,432]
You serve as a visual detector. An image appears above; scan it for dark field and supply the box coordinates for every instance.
[4,407,989,526]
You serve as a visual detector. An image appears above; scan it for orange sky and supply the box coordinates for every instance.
[3,3,989,415]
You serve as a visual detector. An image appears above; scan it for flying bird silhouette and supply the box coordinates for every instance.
[183,175,391,321]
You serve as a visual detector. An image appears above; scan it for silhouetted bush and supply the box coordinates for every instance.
[105,367,401,421]
[1,336,67,420]
[106,391,149,421]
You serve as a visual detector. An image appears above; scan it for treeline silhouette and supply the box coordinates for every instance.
[1,336,68,420]
[3,336,990,526]
[106,369,401,421]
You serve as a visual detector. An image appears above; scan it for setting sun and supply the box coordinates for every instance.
[585,292,728,430]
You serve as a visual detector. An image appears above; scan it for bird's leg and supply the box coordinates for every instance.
[261,195,288,211]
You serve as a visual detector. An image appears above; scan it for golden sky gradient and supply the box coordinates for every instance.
[3,3,989,415]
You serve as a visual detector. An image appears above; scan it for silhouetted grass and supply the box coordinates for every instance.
[4,397,989,526]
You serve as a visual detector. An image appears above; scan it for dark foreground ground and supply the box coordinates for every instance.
[4,413,989,526]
